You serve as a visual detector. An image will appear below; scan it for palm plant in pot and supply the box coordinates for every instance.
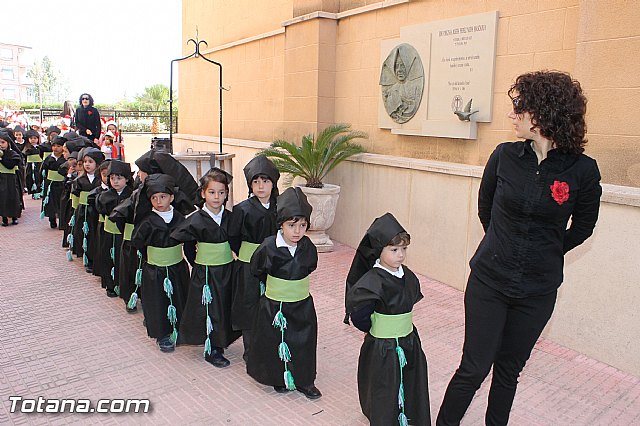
[259,123,367,252]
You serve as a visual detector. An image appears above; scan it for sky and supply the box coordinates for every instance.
[4,0,183,104]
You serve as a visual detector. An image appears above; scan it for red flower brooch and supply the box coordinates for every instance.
[550,180,569,205]
[87,111,92,115]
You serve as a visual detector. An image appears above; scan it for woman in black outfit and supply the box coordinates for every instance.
[436,71,602,426]
[75,93,101,141]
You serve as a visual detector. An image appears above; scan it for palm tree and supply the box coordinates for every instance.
[134,84,175,133]
[259,124,367,188]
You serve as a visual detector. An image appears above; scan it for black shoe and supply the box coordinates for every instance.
[297,385,322,400]
[273,385,290,393]
[205,350,230,368]
[106,289,118,298]
[142,318,147,327]
[11,219,18,225]
[1,222,8,227]
[85,266,93,274]
[157,336,175,353]
[126,306,137,313]
[50,221,57,229]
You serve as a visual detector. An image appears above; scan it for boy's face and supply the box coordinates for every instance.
[110,174,126,191]
[14,132,23,142]
[150,192,174,212]
[75,160,83,173]
[379,244,408,272]
[83,156,97,174]
[281,218,308,245]
[251,176,273,204]
[202,180,227,213]
[68,159,77,171]
[29,136,39,145]
[52,144,64,155]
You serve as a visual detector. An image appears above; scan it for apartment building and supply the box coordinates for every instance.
[0,42,33,103]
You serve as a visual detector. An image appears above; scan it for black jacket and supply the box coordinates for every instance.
[75,106,101,140]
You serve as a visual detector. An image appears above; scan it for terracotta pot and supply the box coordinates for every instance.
[298,183,341,253]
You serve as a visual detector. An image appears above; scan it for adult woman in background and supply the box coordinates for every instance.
[436,71,602,426]
[75,93,101,142]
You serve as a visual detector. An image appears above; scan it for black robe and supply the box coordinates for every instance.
[22,144,42,195]
[109,186,142,305]
[59,166,76,246]
[0,149,22,218]
[171,208,242,349]
[231,196,278,331]
[131,212,189,340]
[70,175,100,261]
[95,187,133,293]
[87,185,107,278]
[346,267,430,426]
[75,106,101,140]
[247,235,318,387]
[40,154,65,219]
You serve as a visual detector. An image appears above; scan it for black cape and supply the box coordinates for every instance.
[0,149,22,218]
[171,208,242,348]
[131,211,189,340]
[231,196,278,330]
[22,143,43,195]
[70,175,100,261]
[247,235,318,387]
[346,267,430,426]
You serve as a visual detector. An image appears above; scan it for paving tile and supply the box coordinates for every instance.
[1,197,639,425]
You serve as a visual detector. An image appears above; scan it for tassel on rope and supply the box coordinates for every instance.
[283,370,296,391]
[272,303,287,330]
[114,285,120,296]
[83,254,88,266]
[278,341,291,362]
[39,211,45,219]
[170,328,178,344]
[110,247,115,262]
[67,233,74,247]
[398,413,409,426]
[202,283,212,305]
[82,237,88,252]
[204,336,212,356]
[259,281,265,296]
[396,337,408,425]
[135,268,143,285]
[110,266,115,280]
[69,216,75,227]
[167,304,177,325]
[82,221,89,235]
[127,292,138,309]
[396,344,407,369]
[206,316,213,334]
[66,250,73,262]
[398,382,405,409]
[163,276,173,297]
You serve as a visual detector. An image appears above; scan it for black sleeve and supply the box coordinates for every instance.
[478,145,501,232]
[183,240,196,267]
[0,151,20,168]
[564,160,602,253]
[350,302,375,333]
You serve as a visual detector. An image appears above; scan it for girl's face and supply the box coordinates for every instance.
[251,176,273,204]
[107,125,117,133]
[100,168,109,184]
[110,174,127,191]
[52,144,64,156]
[14,132,23,142]
[28,136,39,145]
[202,180,227,213]
[104,137,113,145]
[62,145,71,159]
[379,244,408,272]
[150,192,174,212]
[0,139,8,150]
[68,159,77,171]
[48,132,59,142]
[281,218,308,245]
[83,156,97,174]
[75,160,84,173]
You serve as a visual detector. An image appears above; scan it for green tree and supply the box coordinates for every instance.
[134,84,174,111]
[26,56,68,106]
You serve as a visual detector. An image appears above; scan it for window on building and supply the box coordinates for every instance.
[2,88,16,100]
[1,68,14,80]
[0,48,12,60]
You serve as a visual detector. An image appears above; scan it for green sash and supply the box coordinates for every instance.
[238,241,260,263]
[26,154,42,163]
[195,242,233,266]
[78,191,90,205]
[98,214,105,223]
[369,311,413,339]
[43,152,52,159]
[71,194,79,209]
[123,223,134,241]
[265,274,310,303]
[47,170,64,182]
[0,162,17,174]
[147,245,183,267]
[104,217,121,235]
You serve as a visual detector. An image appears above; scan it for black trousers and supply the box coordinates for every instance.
[436,274,557,426]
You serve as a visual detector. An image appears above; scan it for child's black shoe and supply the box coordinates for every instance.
[156,336,175,353]
[273,385,290,393]
[297,385,322,400]
[106,289,118,298]
[11,219,18,225]
[205,349,230,368]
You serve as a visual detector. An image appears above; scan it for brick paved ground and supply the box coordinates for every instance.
[1,196,639,425]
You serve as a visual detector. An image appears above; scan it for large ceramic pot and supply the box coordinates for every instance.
[298,183,341,253]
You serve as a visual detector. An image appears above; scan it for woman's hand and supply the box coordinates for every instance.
[86,129,92,135]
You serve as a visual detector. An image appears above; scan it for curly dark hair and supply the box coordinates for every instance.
[508,71,587,154]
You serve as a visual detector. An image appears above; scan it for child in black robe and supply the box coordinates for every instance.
[345,213,431,426]
[171,168,242,367]
[95,160,133,299]
[87,161,111,280]
[40,136,66,228]
[60,153,78,250]
[70,148,104,272]
[23,129,43,198]
[247,187,321,399]
[131,173,195,352]
[0,133,22,226]
[231,155,280,362]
